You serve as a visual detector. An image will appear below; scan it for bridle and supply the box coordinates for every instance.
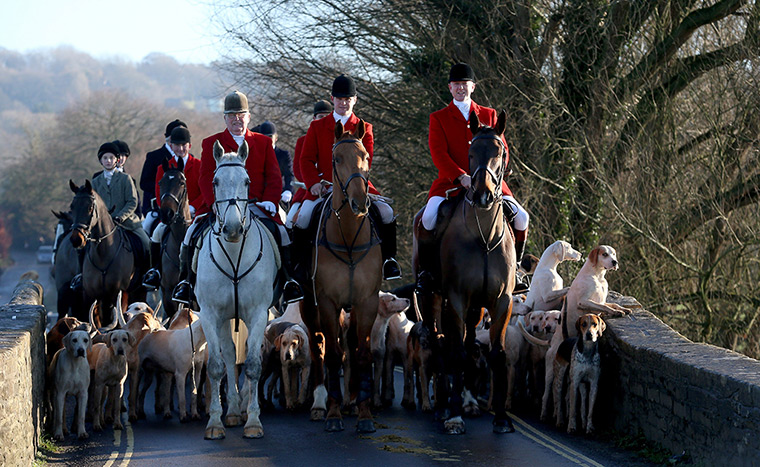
[159,170,188,224]
[71,193,117,245]
[211,161,251,233]
[331,138,370,214]
[467,133,508,206]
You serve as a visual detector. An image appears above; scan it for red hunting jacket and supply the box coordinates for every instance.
[299,113,380,202]
[154,154,203,215]
[427,101,512,199]
[292,134,308,204]
[198,129,283,223]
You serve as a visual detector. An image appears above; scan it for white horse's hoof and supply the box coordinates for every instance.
[225,414,244,427]
[205,426,225,440]
[243,425,264,438]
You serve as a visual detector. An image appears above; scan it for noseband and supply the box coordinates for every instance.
[332,138,370,212]
[468,133,507,204]
[212,161,251,232]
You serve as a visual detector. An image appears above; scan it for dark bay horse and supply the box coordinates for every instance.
[300,120,382,433]
[413,110,516,434]
[52,210,86,321]
[68,180,144,330]
[157,158,192,321]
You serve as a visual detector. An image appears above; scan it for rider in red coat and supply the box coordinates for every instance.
[172,91,303,305]
[142,127,203,290]
[293,75,401,281]
[417,63,530,293]
[286,100,333,228]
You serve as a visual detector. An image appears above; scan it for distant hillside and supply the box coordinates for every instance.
[0,46,230,114]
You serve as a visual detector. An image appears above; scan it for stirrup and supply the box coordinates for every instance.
[282,279,304,305]
[382,258,402,281]
[70,273,83,291]
[142,269,161,290]
[172,280,195,305]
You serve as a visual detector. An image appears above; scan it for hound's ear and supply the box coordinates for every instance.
[128,331,136,347]
[599,319,606,334]
[469,110,481,134]
[495,109,507,136]
[86,334,92,351]
[588,247,600,266]
[213,140,224,164]
[63,332,73,350]
[557,314,562,325]
[334,121,345,141]
[106,331,113,348]
[354,119,366,140]
[70,180,79,193]
[274,335,283,351]
[575,317,584,334]
[296,334,304,348]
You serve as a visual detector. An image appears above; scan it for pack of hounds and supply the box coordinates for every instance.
[45,241,636,440]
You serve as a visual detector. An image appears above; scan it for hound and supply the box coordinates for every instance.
[88,329,134,431]
[371,291,411,408]
[273,323,311,410]
[514,240,582,316]
[137,311,208,422]
[384,308,415,408]
[46,317,95,366]
[48,330,92,440]
[553,314,606,433]
[404,321,434,412]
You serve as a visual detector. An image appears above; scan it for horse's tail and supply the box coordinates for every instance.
[115,291,127,328]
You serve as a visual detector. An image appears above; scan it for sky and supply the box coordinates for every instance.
[0,0,223,64]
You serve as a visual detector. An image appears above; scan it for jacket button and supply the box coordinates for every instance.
[468,141,472,145]
[466,124,470,128]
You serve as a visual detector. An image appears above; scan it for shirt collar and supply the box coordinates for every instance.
[333,111,351,126]
[453,99,472,121]
[164,142,177,157]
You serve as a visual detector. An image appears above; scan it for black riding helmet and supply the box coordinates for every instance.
[112,140,131,158]
[97,142,120,161]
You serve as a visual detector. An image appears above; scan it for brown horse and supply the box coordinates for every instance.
[68,180,143,330]
[300,120,382,433]
[156,158,192,321]
[52,210,86,322]
[413,110,516,434]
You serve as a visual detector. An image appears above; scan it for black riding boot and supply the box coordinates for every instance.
[415,226,439,295]
[280,244,304,304]
[378,220,402,281]
[70,248,86,291]
[512,240,529,294]
[172,244,196,305]
[289,227,312,279]
[142,241,162,290]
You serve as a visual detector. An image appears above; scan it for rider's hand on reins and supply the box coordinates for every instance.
[256,201,277,216]
[458,174,472,189]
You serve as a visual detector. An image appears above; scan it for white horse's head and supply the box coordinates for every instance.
[212,140,250,243]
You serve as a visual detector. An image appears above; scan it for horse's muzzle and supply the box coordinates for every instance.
[350,196,370,216]
[222,223,244,243]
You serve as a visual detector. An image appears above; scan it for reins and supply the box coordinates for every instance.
[209,160,265,331]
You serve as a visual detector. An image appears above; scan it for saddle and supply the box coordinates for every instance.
[190,218,281,274]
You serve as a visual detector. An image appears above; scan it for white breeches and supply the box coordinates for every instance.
[291,198,394,230]
[421,194,529,231]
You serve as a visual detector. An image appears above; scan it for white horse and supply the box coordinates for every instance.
[196,141,278,439]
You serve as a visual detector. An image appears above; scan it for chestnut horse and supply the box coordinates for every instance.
[156,158,192,321]
[413,110,516,434]
[300,120,382,433]
[68,180,143,330]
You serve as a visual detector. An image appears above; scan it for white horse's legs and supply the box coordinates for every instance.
[242,308,268,438]
[202,315,225,439]
[219,320,243,426]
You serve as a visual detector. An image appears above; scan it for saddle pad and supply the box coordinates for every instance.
[191,219,281,273]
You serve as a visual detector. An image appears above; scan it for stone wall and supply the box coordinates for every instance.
[0,280,46,467]
[600,308,760,467]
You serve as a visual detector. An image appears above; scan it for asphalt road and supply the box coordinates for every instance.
[1,248,657,467]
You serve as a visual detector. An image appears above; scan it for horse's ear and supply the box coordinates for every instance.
[161,158,170,174]
[213,140,224,163]
[495,110,507,136]
[469,111,481,134]
[69,180,79,193]
[334,121,345,141]
[84,180,93,193]
[354,119,366,140]
[238,141,249,163]
[176,156,185,172]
